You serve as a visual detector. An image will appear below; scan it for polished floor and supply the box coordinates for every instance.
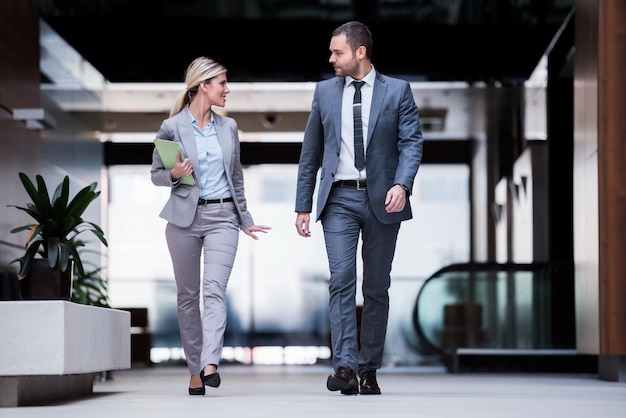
[2,364,625,418]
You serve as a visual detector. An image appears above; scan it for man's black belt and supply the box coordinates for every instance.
[332,180,367,190]
[198,197,234,205]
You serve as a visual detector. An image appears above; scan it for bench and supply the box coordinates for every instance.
[117,307,153,367]
[0,301,131,407]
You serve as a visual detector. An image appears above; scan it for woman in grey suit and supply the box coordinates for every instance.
[151,57,270,395]
[295,22,424,395]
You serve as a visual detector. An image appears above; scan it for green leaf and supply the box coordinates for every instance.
[58,241,70,272]
[17,240,44,277]
[51,176,70,215]
[47,236,60,269]
[68,244,85,277]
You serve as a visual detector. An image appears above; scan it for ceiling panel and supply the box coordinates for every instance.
[34,0,574,84]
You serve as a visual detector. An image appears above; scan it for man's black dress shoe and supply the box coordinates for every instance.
[188,386,205,396]
[359,369,381,395]
[327,366,359,395]
[200,369,221,388]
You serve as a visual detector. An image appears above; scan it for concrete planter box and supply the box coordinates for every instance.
[0,301,131,407]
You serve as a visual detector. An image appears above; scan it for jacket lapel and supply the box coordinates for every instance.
[214,113,232,171]
[367,73,386,145]
[331,78,344,150]
[178,109,200,171]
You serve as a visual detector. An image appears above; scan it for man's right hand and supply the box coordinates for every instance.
[295,212,311,237]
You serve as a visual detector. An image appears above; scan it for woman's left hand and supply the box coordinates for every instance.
[243,224,272,240]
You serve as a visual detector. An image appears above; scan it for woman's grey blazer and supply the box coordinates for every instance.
[150,107,254,229]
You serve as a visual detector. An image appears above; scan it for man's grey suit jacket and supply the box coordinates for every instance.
[295,72,424,224]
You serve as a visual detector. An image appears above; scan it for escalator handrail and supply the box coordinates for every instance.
[411,261,553,357]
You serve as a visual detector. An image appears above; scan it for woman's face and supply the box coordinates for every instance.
[203,73,230,108]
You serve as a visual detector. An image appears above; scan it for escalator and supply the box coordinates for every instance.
[412,262,597,373]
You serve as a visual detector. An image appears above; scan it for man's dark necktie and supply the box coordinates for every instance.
[352,80,365,171]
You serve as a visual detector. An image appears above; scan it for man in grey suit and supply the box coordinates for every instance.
[295,21,424,395]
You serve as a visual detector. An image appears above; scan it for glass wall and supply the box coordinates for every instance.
[106,163,469,366]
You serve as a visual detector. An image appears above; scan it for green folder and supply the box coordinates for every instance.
[153,139,195,185]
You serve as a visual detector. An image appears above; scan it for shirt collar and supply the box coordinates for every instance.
[185,105,213,126]
[345,65,376,88]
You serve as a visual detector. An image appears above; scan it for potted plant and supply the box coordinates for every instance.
[8,172,108,300]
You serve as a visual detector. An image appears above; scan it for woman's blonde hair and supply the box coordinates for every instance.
[170,57,227,117]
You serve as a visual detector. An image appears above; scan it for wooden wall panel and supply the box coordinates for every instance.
[0,0,40,107]
[0,1,42,266]
[575,0,626,357]
[598,0,626,354]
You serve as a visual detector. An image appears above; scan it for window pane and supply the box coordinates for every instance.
[106,163,469,365]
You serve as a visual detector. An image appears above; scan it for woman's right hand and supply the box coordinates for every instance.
[243,224,272,240]
[171,151,192,180]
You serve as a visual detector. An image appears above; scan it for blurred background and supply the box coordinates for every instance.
[3,0,625,379]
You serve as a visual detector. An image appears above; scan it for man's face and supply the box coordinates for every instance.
[328,34,359,78]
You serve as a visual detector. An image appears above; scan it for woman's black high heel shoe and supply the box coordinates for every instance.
[188,386,206,396]
[200,369,221,388]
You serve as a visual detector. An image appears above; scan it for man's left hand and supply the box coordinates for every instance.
[384,184,408,213]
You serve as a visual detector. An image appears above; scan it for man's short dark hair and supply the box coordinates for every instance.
[332,21,373,60]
